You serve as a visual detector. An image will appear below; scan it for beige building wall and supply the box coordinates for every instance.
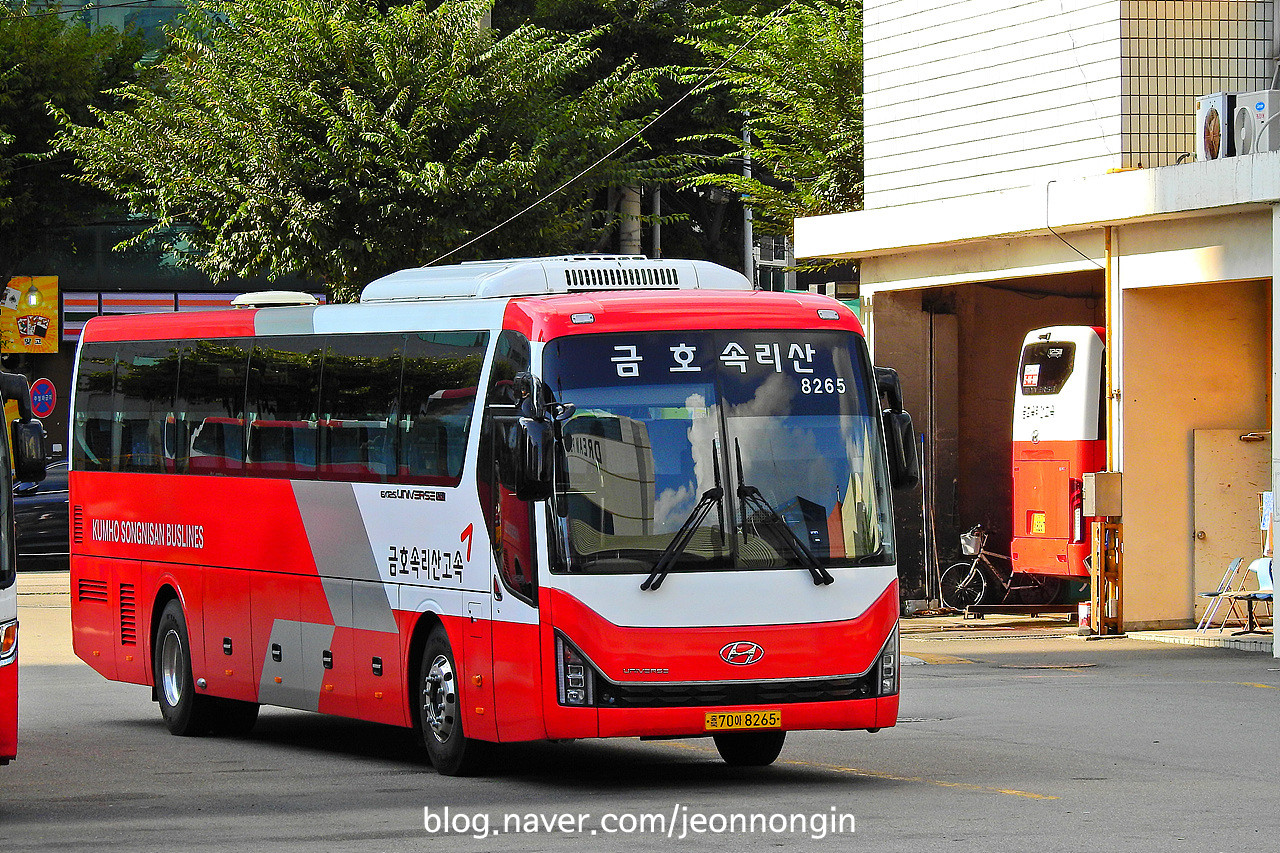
[1121,278,1271,628]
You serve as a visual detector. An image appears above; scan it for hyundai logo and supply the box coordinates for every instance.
[719,641,765,665]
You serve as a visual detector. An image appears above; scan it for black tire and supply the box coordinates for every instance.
[153,600,216,736]
[417,627,483,776]
[713,730,786,767]
[207,697,260,737]
[940,562,987,610]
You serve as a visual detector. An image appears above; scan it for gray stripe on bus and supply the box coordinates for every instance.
[257,620,334,713]
[292,481,398,634]
[252,305,318,336]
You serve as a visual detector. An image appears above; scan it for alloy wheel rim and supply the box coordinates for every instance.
[422,653,457,744]
[159,628,184,708]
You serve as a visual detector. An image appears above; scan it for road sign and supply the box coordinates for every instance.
[29,378,55,419]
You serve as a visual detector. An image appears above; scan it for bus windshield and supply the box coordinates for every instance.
[544,330,895,575]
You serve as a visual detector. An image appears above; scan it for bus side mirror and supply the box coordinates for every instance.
[874,366,920,489]
[507,372,574,501]
[11,419,46,484]
[875,366,905,413]
[510,416,554,501]
[882,410,919,489]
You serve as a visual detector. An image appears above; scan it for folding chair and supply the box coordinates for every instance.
[1197,557,1247,632]
[1224,558,1274,636]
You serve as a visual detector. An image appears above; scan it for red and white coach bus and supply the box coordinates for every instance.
[1,373,49,766]
[69,256,917,774]
[1011,325,1106,579]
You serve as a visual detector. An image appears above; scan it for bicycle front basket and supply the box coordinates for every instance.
[960,531,982,556]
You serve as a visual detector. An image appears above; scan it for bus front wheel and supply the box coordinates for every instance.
[418,628,483,776]
[713,730,786,766]
[153,600,216,736]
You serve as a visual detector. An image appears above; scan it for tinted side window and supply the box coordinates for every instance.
[317,334,402,483]
[73,342,118,472]
[176,339,251,475]
[116,341,181,473]
[246,337,322,478]
[72,340,179,473]
[0,435,12,590]
[399,332,488,486]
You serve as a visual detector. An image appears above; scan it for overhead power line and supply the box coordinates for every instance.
[425,2,795,266]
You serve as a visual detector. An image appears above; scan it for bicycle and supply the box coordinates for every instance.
[938,525,1063,610]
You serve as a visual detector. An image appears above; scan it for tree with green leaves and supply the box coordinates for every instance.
[683,0,863,236]
[494,0,791,269]
[0,5,148,279]
[56,0,666,300]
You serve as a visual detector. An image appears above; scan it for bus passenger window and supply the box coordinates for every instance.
[114,341,180,473]
[245,337,321,478]
[318,333,402,482]
[175,339,251,474]
[72,343,116,472]
[398,332,487,486]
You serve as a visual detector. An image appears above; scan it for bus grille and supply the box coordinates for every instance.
[564,267,679,291]
[119,584,137,646]
[596,672,877,709]
[77,579,108,603]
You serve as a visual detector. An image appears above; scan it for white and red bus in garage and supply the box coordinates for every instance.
[68,256,917,775]
[1011,326,1106,579]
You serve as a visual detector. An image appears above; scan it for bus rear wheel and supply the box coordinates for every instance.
[418,628,483,776]
[153,600,216,736]
[713,730,786,766]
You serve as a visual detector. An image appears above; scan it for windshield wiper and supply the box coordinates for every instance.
[735,441,834,586]
[641,443,725,592]
[639,486,724,591]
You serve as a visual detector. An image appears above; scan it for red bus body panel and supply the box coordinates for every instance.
[1,649,15,762]
[1011,439,1106,578]
[541,583,898,740]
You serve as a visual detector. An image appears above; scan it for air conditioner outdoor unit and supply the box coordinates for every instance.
[1234,90,1280,154]
[1196,92,1234,160]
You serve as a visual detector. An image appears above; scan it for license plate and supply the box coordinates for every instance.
[1031,512,1046,535]
[705,710,781,731]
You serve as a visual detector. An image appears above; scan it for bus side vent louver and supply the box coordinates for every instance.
[119,584,137,646]
[73,505,84,545]
[77,579,108,603]
[564,267,679,291]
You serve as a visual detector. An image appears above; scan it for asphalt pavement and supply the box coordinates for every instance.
[5,571,1278,852]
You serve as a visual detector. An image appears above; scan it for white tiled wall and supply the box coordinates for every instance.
[865,0,1273,208]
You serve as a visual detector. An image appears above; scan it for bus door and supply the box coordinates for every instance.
[478,330,542,741]
[1011,326,1106,578]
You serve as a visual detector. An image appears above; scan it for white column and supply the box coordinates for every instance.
[1109,227,1123,474]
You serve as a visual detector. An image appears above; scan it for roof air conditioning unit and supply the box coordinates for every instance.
[1196,92,1234,160]
[1234,90,1280,155]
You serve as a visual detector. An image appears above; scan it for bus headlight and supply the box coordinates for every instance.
[0,620,17,667]
[876,625,899,696]
[555,634,596,707]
